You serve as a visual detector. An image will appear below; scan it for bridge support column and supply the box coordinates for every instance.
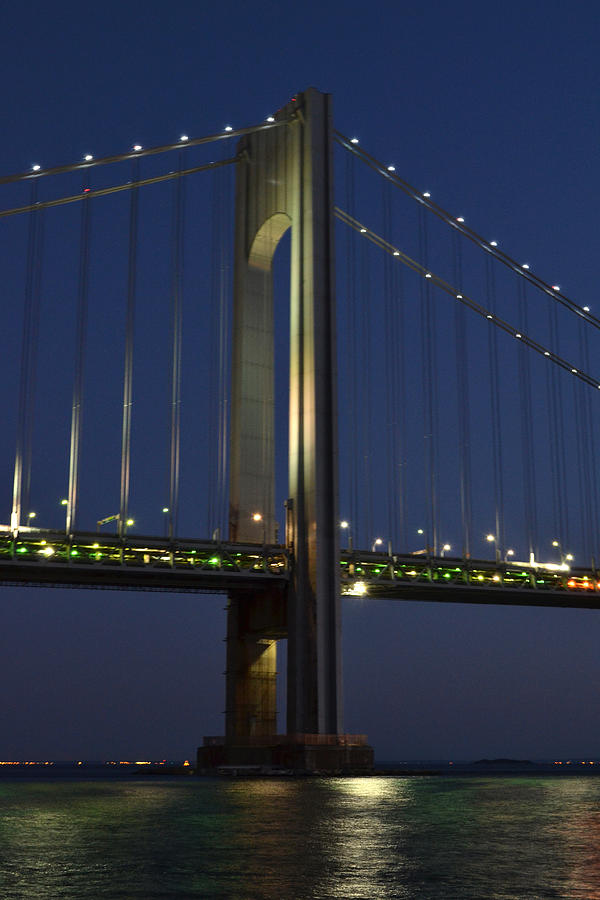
[201,88,372,773]
[225,590,285,740]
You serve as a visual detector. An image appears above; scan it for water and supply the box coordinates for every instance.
[1,775,600,898]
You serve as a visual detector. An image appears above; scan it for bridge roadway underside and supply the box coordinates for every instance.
[357,581,600,610]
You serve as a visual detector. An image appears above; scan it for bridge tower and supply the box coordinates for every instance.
[200,88,372,772]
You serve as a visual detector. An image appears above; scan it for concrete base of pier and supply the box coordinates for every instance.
[197,734,374,775]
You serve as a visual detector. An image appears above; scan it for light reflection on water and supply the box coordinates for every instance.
[0,776,600,898]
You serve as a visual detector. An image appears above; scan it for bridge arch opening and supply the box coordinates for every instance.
[248,212,291,272]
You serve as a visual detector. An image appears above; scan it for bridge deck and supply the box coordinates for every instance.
[0,529,598,608]
[0,529,289,593]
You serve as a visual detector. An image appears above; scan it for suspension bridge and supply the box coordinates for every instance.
[1,88,598,771]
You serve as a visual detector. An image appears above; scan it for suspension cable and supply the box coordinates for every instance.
[574,362,591,563]
[66,169,92,534]
[335,132,600,332]
[485,256,505,559]
[22,192,45,523]
[11,181,44,531]
[419,205,438,556]
[119,159,139,537]
[217,167,232,537]
[0,158,238,222]
[517,280,538,558]
[382,180,396,545]
[546,298,567,547]
[345,151,358,540]
[360,234,373,547]
[0,117,294,187]
[167,153,185,541]
[334,208,600,391]
[579,320,600,565]
[452,231,472,559]
[208,164,231,539]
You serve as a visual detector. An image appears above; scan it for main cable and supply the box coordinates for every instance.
[0,117,295,186]
[0,158,238,221]
[334,208,600,391]
[335,132,600,332]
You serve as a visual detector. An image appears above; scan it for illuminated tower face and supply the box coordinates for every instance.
[227,89,342,739]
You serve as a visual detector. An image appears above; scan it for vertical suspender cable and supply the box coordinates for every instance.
[360,237,373,547]
[168,154,185,540]
[207,171,219,535]
[259,191,271,538]
[549,301,570,548]
[517,280,538,558]
[575,319,597,564]
[12,181,43,532]
[485,258,505,558]
[23,200,44,519]
[581,322,600,565]
[546,302,565,547]
[394,254,407,551]
[419,206,438,555]
[382,183,407,550]
[217,167,231,537]
[346,152,358,540]
[208,163,230,539]
[453,231,472,559]
[573,361,591,562]
[66,171,92,534]
[119,159,139,537]
[382,182,396,545]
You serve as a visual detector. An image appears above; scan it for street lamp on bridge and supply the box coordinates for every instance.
[252,512,266,544]
[486,533,500,564]
[340,520,353,551]
[552,540,573,567]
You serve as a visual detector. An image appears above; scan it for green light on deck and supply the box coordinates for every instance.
[70,550,79,556]
[16,547,28,553]
[373,568,381,574]
[444,573,451,579]
[209,556,220,565]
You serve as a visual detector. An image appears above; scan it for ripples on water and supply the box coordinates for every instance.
[1,776,600,898]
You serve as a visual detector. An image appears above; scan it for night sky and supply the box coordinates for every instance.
[1,0,600,762]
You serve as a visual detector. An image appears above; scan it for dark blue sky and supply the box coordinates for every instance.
[1,0,600,762]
